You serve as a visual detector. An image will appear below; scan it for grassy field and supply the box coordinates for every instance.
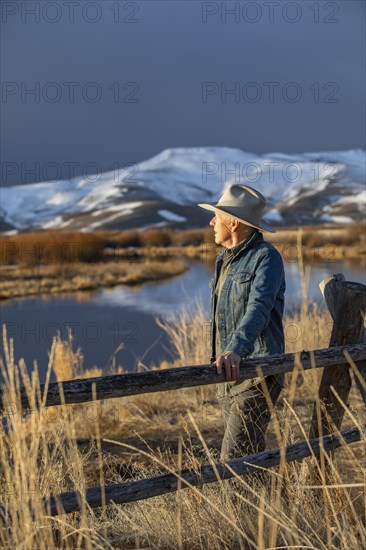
[0,298,365,549]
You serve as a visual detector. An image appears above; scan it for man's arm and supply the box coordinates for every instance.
[212,247,285,381]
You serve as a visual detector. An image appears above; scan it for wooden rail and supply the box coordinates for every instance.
[44,424,365,516]
[1,343,366,411]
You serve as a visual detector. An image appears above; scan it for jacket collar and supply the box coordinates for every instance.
[218,230,262,262]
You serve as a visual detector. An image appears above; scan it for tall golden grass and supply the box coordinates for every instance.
[0,305,365,549]
[0,238,365,548]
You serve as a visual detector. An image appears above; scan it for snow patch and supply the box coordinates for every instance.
[265,209,283,223]
[329,215,354,224]
[158,210,186,222]
[42,216,64,229]
[83,202,143,231]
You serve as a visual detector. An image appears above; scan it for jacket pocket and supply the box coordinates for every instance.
[233,270,252,284]
[231,270,252,302]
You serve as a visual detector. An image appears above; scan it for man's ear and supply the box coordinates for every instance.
[231,218,240,231]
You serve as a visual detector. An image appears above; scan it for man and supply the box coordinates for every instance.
[198,184,285,460]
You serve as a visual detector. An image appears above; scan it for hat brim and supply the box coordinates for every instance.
[197,203,276,233]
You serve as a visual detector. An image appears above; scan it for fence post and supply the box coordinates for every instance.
[309,275,366,440]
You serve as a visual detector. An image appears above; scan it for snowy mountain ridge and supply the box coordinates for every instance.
[1,147,365,232]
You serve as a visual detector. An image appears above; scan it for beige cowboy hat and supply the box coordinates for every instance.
[198,183,275,233]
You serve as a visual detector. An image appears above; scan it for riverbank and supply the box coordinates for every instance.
[1,242,364,301]
[1,224,365,300]
[0,258,188,300]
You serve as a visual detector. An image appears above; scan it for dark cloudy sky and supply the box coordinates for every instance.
[1,0,365,185]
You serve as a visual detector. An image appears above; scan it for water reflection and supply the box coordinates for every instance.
[284,259,366,310]
[90,258,365,316]
[1,257,364,382]
[92,261,212,318]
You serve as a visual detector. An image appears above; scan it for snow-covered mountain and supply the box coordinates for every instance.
[1,147,365,232]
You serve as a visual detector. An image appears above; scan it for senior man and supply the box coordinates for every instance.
[198,184,285,460]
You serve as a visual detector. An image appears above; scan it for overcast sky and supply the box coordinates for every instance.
[1,0,365,185]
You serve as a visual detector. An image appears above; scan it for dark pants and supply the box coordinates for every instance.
[219,375,284,461]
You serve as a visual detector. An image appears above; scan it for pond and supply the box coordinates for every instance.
[1,257,365,383]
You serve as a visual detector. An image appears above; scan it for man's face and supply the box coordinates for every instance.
[209,213,233,247]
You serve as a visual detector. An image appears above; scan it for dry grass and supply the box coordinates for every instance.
[104,223,366,264]
[0,237,365,548]
[0,298,365,548]
[0,230,105,266]
[2,223,365,266]
[0,258,188,300]
[267,222,366,262]
[1,224,364,302]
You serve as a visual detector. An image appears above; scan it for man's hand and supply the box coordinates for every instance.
[212,351,241,381]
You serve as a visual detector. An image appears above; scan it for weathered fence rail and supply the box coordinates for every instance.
[1,343,366,411]
[44,424,365,516]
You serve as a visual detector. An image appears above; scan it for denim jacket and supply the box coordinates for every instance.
[210,232,286,396]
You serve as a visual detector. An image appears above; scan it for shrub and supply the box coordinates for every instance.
[112,229,143,248]
[170,229,207,246]
[141,229,172,247]
[0,231,104,266]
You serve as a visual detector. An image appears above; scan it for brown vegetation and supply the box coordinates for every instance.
[0,258,188,300]
[140,228,172,247]
[0,296,365,548]
[0,230,104,266]
[1,223,364,269]
[1,223,365,304]
[267,223,366,262]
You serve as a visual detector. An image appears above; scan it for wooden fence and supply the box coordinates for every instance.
[0,343,364,411]
[1,274,365,517]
